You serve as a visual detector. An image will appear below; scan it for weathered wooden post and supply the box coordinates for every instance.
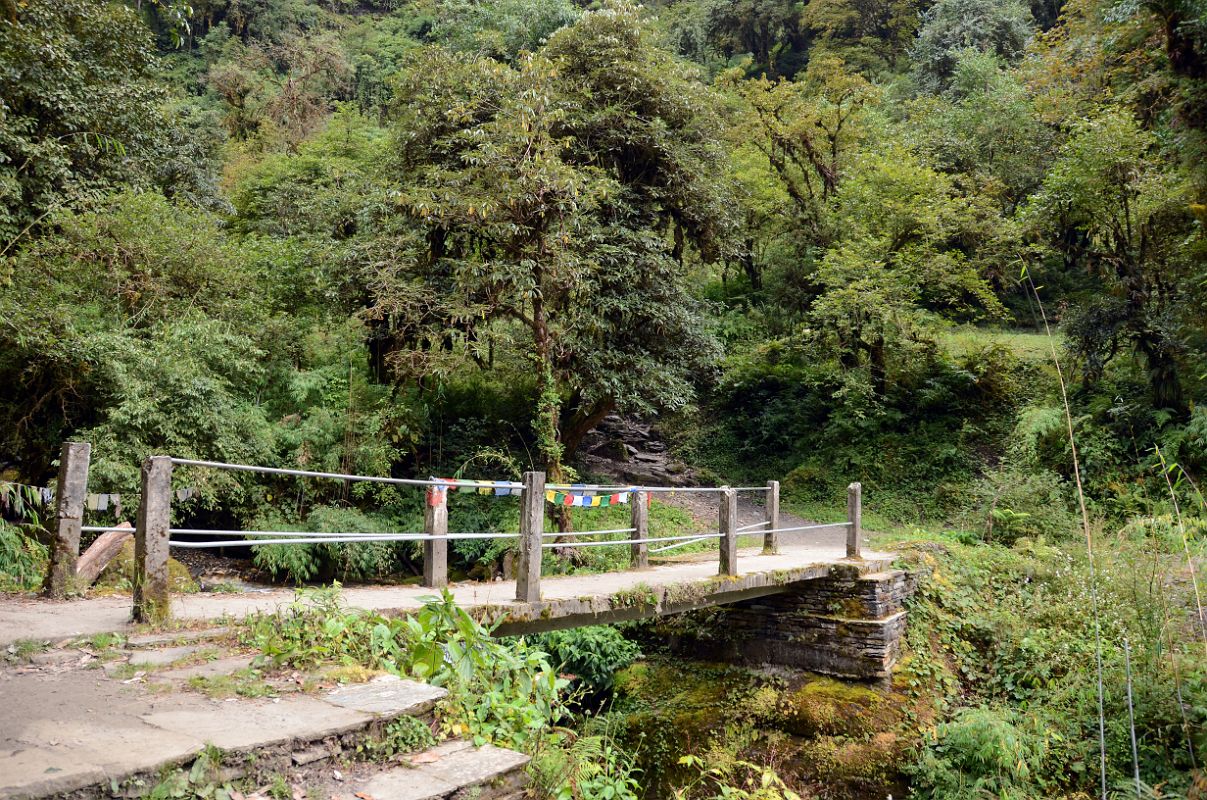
[846,481,862,559]
[44,441,91,598]
[630,490,649,568]
[763,480,780,555]
[423,485,448,588]
[133,456,172,623]
[516,471,544,603]
[719,487,738,576]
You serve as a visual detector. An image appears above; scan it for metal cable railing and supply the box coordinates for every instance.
[44,443,862,622]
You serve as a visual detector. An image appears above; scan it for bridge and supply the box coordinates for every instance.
[5,442,911,679]
[0,445,914,800]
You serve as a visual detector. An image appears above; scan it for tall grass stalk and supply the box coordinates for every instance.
[1152,446,1207,653]
[1022,267,1109,800]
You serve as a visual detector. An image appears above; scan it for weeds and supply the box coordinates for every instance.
[358,715,437,759]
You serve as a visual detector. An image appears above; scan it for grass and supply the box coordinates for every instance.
[188,667,278,699]
[541,500,701,574]
[4,637,50,661]
[938,324,1054,363]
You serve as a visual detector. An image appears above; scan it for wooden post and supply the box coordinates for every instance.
[631,490,649,568]
[719,487,738,576]
[516,471,544,603]
[133,456,172,623]
[763,480,780,555]
[423,486,448,588]
[44,441,91,598]
[846,481,862,559]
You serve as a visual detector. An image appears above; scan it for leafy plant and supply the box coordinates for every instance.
[358,715,437,759]
[534,626,642,693]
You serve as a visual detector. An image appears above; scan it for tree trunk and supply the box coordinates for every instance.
[560,399,617,464]
[1136,330,1186,413]
[75,522,133,586]
[530,284,572,534]
[869,334,887,397]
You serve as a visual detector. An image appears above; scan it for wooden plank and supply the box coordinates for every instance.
[76,522,133,586]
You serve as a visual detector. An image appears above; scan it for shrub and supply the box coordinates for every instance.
[534,626,642,692]
[245,586,569,751]
[0,482,48,592]
[251,505,397,583]
[954,467,1077,544]
[909,706,1051,799]
[0,522,46,592]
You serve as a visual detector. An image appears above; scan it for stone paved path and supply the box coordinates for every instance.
[0,664,445,799]
[0,539,881,647]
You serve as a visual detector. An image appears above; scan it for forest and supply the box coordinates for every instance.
[1,0,1206,797]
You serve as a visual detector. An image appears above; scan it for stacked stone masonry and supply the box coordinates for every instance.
[665,566,916,681]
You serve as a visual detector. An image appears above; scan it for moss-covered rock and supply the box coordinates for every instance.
[609,658,917,800]
[94,540,197,593]
[778,675,894,738]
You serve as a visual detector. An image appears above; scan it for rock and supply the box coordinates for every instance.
[323,674,446,716]
[95,540,197,594]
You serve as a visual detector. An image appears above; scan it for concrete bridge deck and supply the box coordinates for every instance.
[0,542,893,646]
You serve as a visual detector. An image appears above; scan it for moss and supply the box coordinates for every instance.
[792,732,908,797]
[778,676,893,738]
[94,540,197,594]
[610,582,659,609]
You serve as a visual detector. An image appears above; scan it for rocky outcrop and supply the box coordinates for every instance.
[576,415,696,486]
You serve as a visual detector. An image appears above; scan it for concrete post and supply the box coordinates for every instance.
[631,491,649,568]
[763,480,780,555]
[133,456,172,623]
[516,471,544,603]
[423,486,448,588]
[719,487,738,576]
[44,441,91,598]
[846,482,862,559]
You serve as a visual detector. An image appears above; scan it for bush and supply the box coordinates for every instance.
[954,467,1077,544]
[909,706,1051,799]
[246,586,569,750]
[534,626,642,692]
[251,505,397,583]
[0,523,46,592]
[0,483,48,592]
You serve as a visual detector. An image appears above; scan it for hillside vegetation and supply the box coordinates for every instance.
[1,0,1206,797]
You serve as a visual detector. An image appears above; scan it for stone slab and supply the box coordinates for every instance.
[162,655,256,681]
[360,742,529,800]
[323,675,447,716]
[127,644,202,667]
[408,740,530,787]
[0,713,201,800]
[125,627,230,649]
[141,695,371,750]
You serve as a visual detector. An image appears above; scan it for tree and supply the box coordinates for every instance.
[722,56,878,241]
[809,146,1008,394]
[910,0,1034,94]
[0,0,173,243]
[903,50,1053,209]
[1023,112,1199,411]
[0,193,274,484]
[369,5,730,527]
[802,0,927,74]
